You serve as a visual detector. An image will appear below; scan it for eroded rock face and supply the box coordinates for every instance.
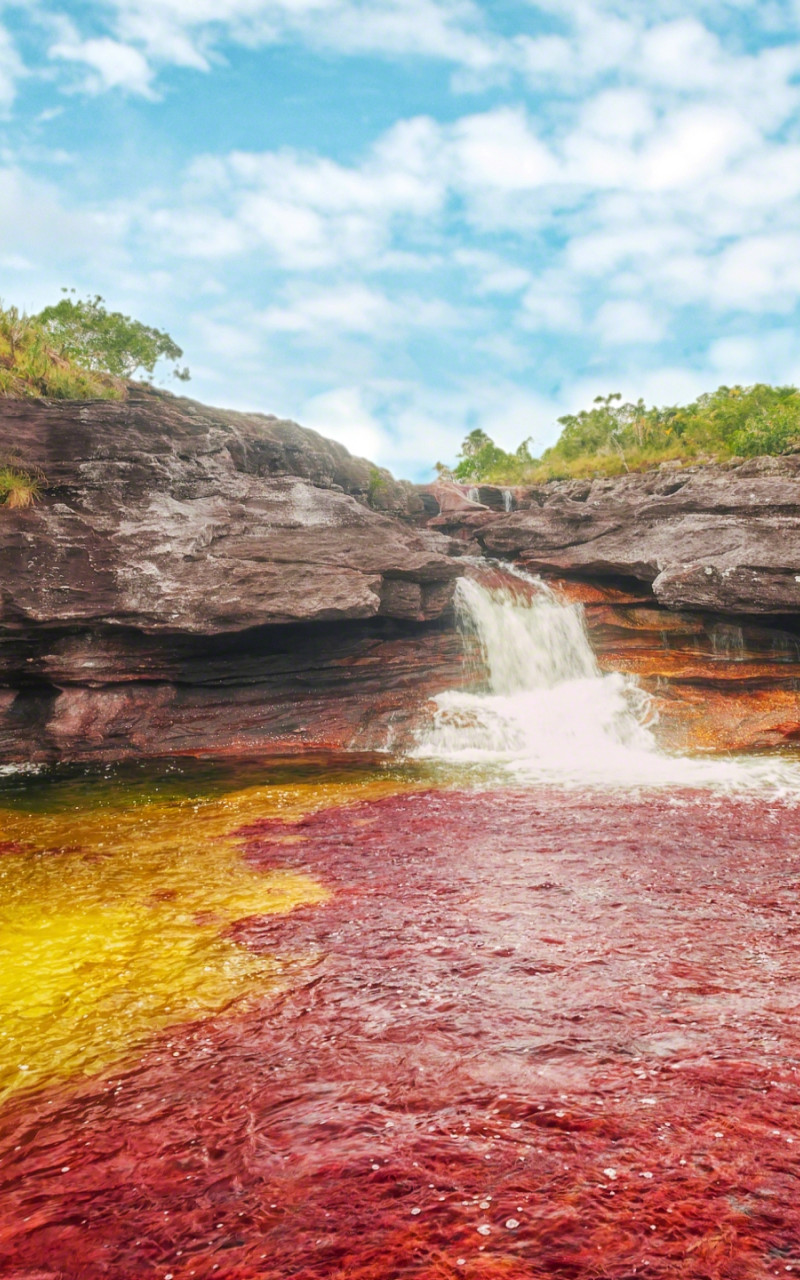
[0,389,465,762]
[427,460,800,615]
[426,472,800,753]
[0,389,459,633]
[3,391,800,764]
[547,578,800,753]
[0,617,468,763]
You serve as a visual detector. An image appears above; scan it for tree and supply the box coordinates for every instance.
[35,292,190,382]
[454,429,513,481]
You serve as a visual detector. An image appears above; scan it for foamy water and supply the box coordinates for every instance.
[414,569,800,795]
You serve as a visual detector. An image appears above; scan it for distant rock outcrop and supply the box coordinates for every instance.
[426,460,800,615]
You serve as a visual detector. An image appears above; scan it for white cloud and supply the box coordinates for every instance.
[520,275,583,332]
[0,24,23,111]
[641,105,756,190]
[451,108,557,192]
[50,26,156,97]
[300,386,386,460]
[101,0,503,81]
[455,249,531,295]
[0,166,118,267]
[707,329,800,384]
[595,299,665,344]
[260,285,395,335]
[8,0,800,476]
[709,235,800,311]
[257,283,458,335]
[298,377,568,476]
[144,116,446,268]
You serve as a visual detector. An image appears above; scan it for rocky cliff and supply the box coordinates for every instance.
[0,389,463,762]
[2,391,800,764]
[429,459,800,615]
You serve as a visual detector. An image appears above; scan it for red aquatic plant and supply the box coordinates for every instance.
[2,788,800,1278]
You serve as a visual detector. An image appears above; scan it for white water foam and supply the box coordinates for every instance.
[414,569,800,794]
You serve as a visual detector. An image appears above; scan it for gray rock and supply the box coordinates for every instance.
[0,387,458,633]
[432,462,800,615]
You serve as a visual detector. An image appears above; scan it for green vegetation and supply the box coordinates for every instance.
[0,303,120,400]
[0,462,45,509]
[37,292,189,382]
[451,385,800,484]
[367,466,389,508]
[1,292,189,401]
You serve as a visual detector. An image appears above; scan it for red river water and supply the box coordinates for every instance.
[2,785,800,1279]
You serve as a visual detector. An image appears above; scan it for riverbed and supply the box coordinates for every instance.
[2,577,800,1278]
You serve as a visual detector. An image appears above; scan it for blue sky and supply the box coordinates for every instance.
[2,2,800,478]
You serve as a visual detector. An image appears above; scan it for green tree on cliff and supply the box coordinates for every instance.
[453,428,535,482]
[36,292,189,382]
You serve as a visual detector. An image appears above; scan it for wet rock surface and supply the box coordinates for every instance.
[548,578,800,753]
[427,472,800,753]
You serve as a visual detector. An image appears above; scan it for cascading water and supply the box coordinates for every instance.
[415,568,800,792]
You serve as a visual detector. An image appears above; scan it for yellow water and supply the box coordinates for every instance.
[0,762,417,1103]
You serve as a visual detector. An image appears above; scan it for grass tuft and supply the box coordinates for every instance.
[0,464,44,509]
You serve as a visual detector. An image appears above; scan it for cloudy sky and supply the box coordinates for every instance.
[2,1,800,477]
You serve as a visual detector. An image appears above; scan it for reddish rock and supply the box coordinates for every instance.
[545,578,800,753]
[0,389,466,763]
[0,388,459,634]
[3,389,800,763]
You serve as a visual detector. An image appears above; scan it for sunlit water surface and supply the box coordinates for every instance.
[0,757,429,1103]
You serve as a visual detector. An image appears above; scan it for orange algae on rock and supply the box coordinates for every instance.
[1,785,800,1277]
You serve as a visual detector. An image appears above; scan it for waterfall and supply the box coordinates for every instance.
[414,569,800,792]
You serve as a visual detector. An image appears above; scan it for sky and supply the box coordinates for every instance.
[2,2,800,478]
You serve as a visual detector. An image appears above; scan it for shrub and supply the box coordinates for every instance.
[0,464,44,509]
[36,292,189,382]
[0,302,121,400]
[446,384,800,484]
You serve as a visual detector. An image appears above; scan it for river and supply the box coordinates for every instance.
[2,573,800,1278]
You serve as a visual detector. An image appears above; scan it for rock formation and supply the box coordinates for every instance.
[2,389,800,763]
[427,461,800,615]
[0,389,463,762]
[427,471,800,751]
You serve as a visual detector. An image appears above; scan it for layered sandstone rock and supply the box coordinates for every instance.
[548,579,800,754]
[428,461,800,615]
[0,389,459,633]
[0,389,463,762]
[3,391,800,764]
[427,475,800,753]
